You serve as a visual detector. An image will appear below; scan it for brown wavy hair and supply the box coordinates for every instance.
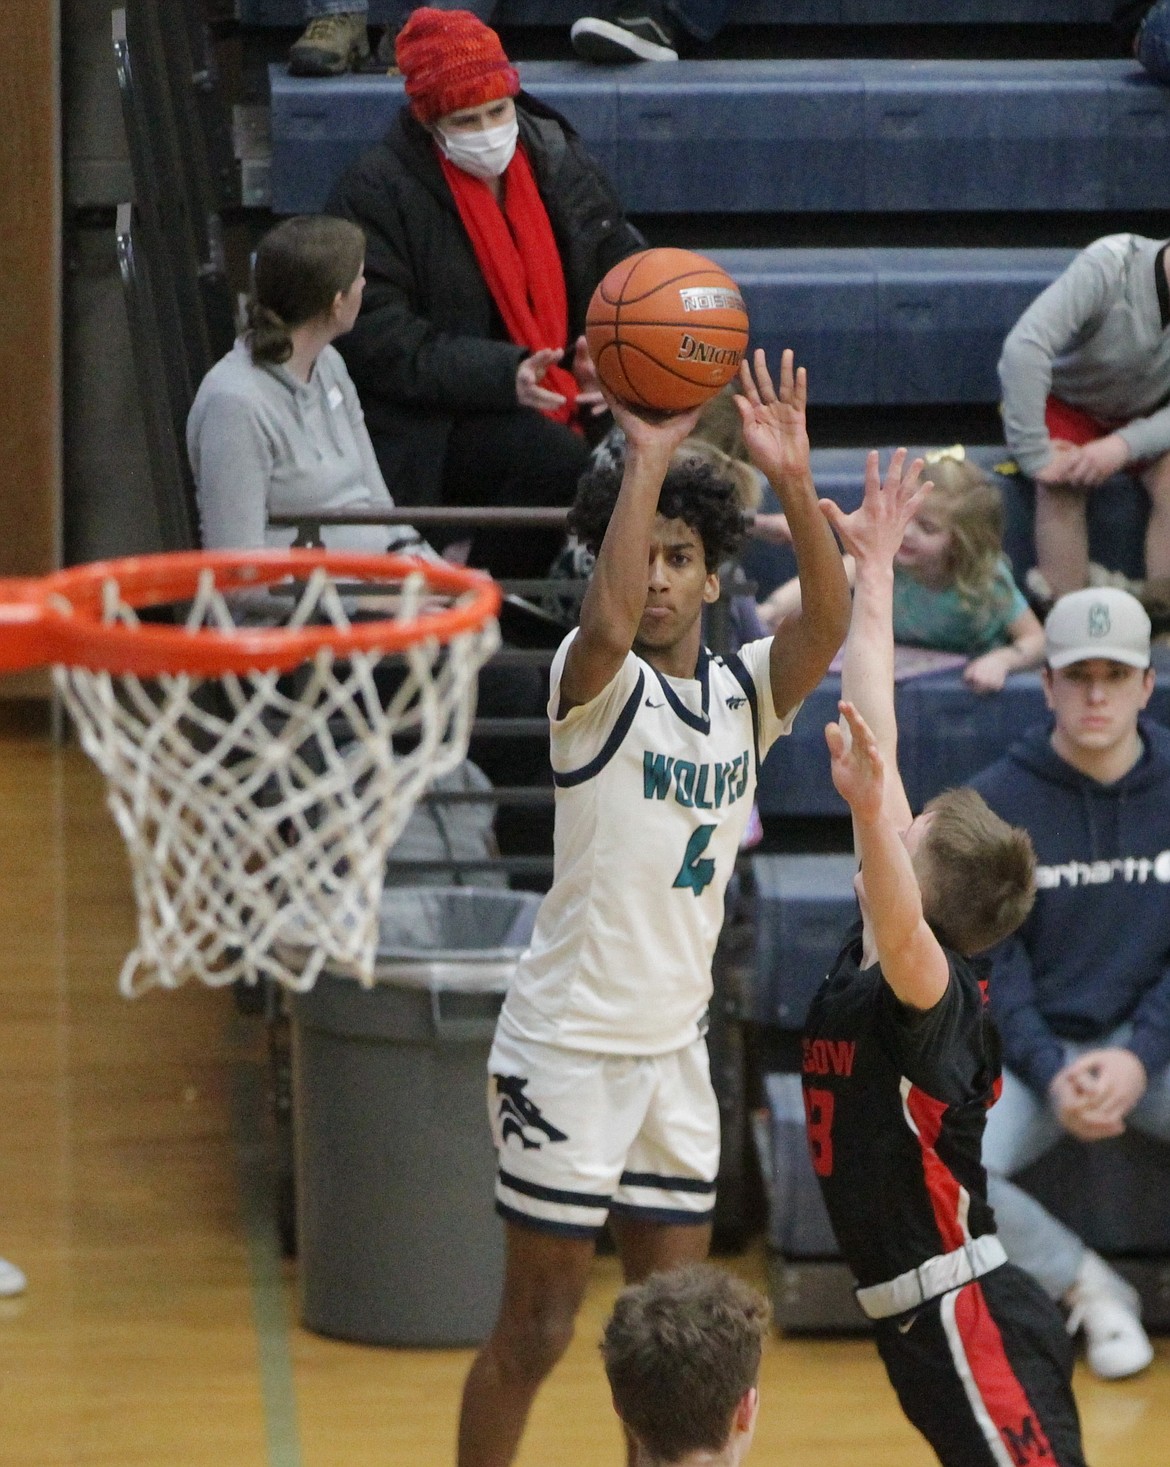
[246,215,366,366]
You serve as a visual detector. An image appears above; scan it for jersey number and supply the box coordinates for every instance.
[672,824,717,897]
[803,1086,835,1178]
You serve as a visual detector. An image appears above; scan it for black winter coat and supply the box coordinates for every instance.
[325,95,644,506]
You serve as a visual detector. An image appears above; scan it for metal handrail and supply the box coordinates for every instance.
[269,506,571,541]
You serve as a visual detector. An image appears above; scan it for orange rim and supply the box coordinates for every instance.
[0,549,501,676]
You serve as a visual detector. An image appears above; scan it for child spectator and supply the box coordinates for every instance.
[758,449,1045,694]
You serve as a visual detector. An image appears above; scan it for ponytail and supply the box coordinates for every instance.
[246,300,294,365]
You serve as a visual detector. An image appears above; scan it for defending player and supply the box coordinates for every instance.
[458,349,850,1467]
[804,450,1089,1466]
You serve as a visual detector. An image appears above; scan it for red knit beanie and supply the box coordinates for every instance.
[395,8,520,126]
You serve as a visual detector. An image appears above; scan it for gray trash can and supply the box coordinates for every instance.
[289,886,540,1346]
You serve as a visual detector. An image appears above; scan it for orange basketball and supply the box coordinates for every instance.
[585,248,750,414]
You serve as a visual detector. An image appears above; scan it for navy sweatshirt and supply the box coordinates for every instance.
[970,717,1170,1096]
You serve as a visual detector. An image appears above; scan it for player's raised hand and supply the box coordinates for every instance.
[735,348,811,489]
[826,699,885,824]
[599,383,703,458]
[820,449,932,569]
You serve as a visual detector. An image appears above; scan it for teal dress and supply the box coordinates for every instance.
[892,557,1027,655]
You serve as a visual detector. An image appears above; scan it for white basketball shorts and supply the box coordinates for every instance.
[487,1025,720,1237]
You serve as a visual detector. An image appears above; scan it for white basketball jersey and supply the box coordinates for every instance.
[498,631,799,1055]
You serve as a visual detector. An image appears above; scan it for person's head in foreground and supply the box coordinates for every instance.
[601,1265,769,1467]
[1041,587,1154,764]
[395,8,521,180]
[568,454,747,657]
[903,786,1037,957]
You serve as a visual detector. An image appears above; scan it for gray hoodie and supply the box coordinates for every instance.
[998,233,1170,477]
[187,339,424,554]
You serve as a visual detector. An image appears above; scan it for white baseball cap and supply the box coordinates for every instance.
[1044,587,1151,670]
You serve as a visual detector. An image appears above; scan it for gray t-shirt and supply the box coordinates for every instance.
[187,339,424,555]
[998,233,1170,476]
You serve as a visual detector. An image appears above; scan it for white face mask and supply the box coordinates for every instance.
[436,116,519,181]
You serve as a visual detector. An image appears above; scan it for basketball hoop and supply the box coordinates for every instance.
[0,549,501,996]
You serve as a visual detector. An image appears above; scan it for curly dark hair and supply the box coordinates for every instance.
[567,453,747,569]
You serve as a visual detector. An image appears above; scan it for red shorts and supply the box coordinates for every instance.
[1044,396,1123,447]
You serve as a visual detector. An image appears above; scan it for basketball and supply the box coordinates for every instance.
[585,248,750,414]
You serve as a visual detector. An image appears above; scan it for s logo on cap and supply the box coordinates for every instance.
[1088,603,1112,639]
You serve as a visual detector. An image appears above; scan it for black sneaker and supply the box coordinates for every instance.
[570,4,680,63]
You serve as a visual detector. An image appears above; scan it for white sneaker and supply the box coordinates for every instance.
[1064,1252,1153,1380]
[0,1257,27,1297]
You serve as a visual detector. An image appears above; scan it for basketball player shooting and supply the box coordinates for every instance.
[457,348,850,1467]
[803,452,1089,1466]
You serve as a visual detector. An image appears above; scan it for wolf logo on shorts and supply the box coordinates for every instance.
[494,1075,568,1151]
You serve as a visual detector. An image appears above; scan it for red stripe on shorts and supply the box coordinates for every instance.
[1044,396,1122,447]
[951,1281,1059,1465]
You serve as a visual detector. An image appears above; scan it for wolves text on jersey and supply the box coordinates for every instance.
[642,749,751,809]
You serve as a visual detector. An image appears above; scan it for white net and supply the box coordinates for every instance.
[52,564,499,996]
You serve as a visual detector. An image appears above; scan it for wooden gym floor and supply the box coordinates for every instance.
[1,713,1167,1466]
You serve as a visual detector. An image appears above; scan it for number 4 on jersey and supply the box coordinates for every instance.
[673,824,717,896]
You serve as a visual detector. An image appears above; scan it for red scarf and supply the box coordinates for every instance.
[438,143,578,426]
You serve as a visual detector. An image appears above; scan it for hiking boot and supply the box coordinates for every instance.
[1064,1252,1154,1380]
[571,2,680,63]
[288,13,371,77]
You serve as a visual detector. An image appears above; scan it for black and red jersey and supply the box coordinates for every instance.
[802,919,1002,1288]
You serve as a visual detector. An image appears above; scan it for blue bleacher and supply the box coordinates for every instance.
[713,249,1073,406]
[756,649,1170,819]
[269,62,1170,216]
[242,1,1117,27]
[750,446,1156,820]
[752,854,858,1027]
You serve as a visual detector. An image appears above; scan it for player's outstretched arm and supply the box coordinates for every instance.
[736,349,850,722]
[820,449,931,835]
[827,701,949,1010]
[560,391,703,712]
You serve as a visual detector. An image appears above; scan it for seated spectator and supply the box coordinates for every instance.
[970,588,1170,1381]
[757,448,1045,694]
[572,1,732,64]
[187,214,429,560]
[601,1265,770,1467]
[325,7,644,580]
[998,233,1170,600]
[1115,2,1170,84]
